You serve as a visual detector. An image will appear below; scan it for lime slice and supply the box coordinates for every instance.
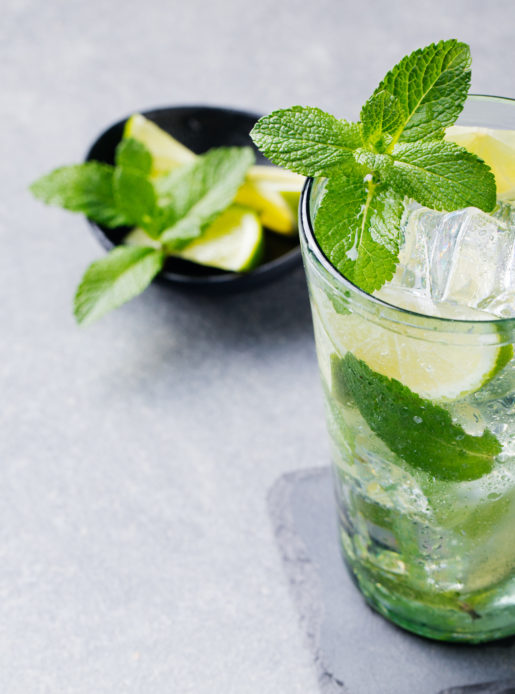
[172,206,264,272]
[313,286,512,401]
[124,113,304,234]
[124,114,195,175]
[445,125,515,197]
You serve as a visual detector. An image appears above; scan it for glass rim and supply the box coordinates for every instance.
[299,94,515,330]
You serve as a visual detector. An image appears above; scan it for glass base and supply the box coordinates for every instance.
[341,543,515,644]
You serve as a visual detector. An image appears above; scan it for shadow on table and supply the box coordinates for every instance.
[94,265,318,395]
[150,265,313,349]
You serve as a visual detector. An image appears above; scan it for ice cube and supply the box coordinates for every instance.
[383,201,515,318]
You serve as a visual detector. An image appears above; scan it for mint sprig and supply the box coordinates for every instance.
[31,140,254,324]
[250,39,497,292]
[332,353,501,482]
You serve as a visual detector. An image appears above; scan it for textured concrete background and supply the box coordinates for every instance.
[2,1,515,692]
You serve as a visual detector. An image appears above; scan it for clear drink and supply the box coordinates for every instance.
[299,96,515,642]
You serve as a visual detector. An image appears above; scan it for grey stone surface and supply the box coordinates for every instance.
[269,468,515,694]
[439,681,515,693]
[2,0,515,692]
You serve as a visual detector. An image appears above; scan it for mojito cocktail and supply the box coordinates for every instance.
[300,98,515,640]
[252,41,515,642]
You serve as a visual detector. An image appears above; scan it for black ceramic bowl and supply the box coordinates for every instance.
[85,105,302,292]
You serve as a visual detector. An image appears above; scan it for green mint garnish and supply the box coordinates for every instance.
[249,106,363,177]
[373,39,472,144]
[251,39,497,292]
[111,138,159,237]
[332,353,501,482]
[31,141,254,324]
[382,140,497,212]
[30,162,130,229]
[115,137,153,175]
[113,167,158,237]
[157,146,255,249]
[359,91,402,152]
[74,246,165,326]
[314,174,405,289]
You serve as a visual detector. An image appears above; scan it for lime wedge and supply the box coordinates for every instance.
[124,114,195,174]
[172,206,264,272]
[235,180,296,234]
[313,286,512,401]
[445,125,515,197]
[237,167,303,234]
[124,113,304,234]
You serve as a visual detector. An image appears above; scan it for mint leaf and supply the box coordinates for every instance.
[315,175,404,292]
[250,107,363,177]
[333,352,500,482]
[374,39,471,144]
[386,140,497,212]
[113,167,158,235]
[30,163,129,228]
[74,246,164,325]
[360,91,402,151]
[159,146,254,249]
[115,137,152,175]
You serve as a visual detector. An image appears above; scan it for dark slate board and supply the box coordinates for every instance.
[267,467,515,694]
